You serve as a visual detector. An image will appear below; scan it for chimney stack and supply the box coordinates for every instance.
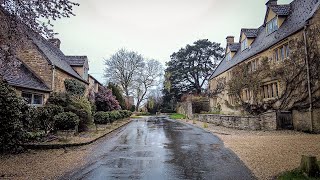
[226,36,235,45]
[266,0,277,6]
[48,38,61,49]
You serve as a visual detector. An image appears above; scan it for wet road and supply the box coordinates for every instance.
[65,116,254,180]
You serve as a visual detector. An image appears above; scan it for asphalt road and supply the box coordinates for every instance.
[65,116,254,180]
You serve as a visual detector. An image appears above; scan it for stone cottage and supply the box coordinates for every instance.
[0,9,102,106]
[209,0,320,132]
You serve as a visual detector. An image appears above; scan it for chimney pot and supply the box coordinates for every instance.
[48,38,61,49]
[226,36,235,45]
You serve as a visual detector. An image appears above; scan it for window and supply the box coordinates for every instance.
[241,39,248,51]
[273,43,290,62]
[261,82,279,99]
[228,94,237,105]
[242,89,251,102]
[267,17,278,34]
[248,59,259,72]
[226,52,231,61]
[22,92,43,105]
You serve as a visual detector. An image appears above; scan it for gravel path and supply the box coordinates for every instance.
[183,119,320,180]
[0,147,89,179]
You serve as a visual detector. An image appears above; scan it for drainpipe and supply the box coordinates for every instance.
[51,65,55,91]
[303,25,313,132]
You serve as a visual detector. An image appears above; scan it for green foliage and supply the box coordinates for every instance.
[94,111,110,124]
[165,39,224,98]
[0,79,27,153]
[109,111,121,123]
[48,93,93,132]
[65,97,93,132]
[32,105,64,133]
[169,113,186,119]
[130,105,136,112]
[64,79,86,96]
[47,92,72,107]
[108,83,126,109]
[277,167,320,180]
[54,112,79,130]
[94,110,132,124]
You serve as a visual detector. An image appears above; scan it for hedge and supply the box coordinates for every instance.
[94,110,132,124]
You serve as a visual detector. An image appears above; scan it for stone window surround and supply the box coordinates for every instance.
[21,91,44,106]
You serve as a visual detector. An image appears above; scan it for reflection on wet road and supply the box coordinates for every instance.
[66,116,254,180]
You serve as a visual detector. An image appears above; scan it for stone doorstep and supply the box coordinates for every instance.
[22,120,133,150]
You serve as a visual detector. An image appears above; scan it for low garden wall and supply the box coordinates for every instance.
[293,108,320,133]
[193,111,277,131]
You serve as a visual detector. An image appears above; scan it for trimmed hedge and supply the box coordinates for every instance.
[94,110,132,125]
[54,112,80,130]
[94,111,110,124]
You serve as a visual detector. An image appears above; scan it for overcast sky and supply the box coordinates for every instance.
[52,0,292,84]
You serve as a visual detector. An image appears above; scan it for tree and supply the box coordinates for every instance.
[108,82,126,110]
[104,48,144,107]
[134,59,163,111]
[165,39,224,99]
[95,86,121,112]
[0,1,79,75]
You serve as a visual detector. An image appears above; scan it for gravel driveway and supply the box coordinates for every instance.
[184,119,320,179]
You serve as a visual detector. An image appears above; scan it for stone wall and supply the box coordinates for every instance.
[17,38,53,89]
[176,101,193,119]
[54,69,89,95]
[293,108,320,133]
[193,111,278,131]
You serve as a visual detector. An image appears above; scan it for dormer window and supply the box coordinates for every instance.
[226,52,231,61]
[267,17,278,34]
[241,38,248,51]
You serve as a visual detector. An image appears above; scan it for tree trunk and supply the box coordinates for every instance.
[300,155,319,177]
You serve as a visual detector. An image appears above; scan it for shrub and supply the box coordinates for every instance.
[66,97,93,132]
[64,79,86,96]
[118,110,132,118]
[108,111,121,123]
[47,92,72,107]
[0,79,27,153]
[95,86,121,112]
[108,83,126,110]
[130,105,136,112]
[54,112,79,130]
[94,111,110,124]
[33,105,64,133]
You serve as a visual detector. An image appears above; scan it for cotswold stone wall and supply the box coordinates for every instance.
[193,111,277,131]
[177,101,193,119]
[293,108,320,133]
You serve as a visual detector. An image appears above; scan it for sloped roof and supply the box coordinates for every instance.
[211,0,320,79]
[270,5,291,16]
[241,28,259,38]
[65,56,87,66]
[89,74,103,86]
[1,61,51,92]
[28,33,88,83]
[229,43,240,52]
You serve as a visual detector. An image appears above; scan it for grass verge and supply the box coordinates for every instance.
[277,161,320,180]
[169,113,186,119]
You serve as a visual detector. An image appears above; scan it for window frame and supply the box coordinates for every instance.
[241,38,248,51]
[21,91,44,106]
[266,17,278,34]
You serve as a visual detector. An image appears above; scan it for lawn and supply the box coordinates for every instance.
[169,113,186,119]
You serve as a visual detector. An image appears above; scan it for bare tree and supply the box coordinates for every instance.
[104,48,144,105]
[134,59,163,111]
